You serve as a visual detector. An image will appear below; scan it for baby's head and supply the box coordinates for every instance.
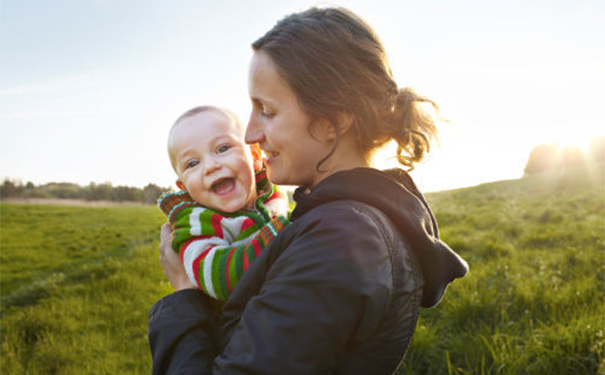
[168,106,258,213]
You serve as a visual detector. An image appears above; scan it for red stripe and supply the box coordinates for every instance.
[264,193,279,204]
[192,251,204,291]
[211,214,223,238]
[252,238,263,257]
[225,247,237,292]
[180,236,213,262]
[243,249,250,270]
[183,241,214,291]
[241,217,255,231]
[180,238,198,262]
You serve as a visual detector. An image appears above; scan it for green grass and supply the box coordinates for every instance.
[1,165,604,374]
[0,204,171,374]
[397,166,605,375]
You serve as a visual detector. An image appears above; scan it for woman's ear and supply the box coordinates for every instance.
[322,112,354,141]
[249,144,263,172]
[334,111,354,134]
[176,180,186,191]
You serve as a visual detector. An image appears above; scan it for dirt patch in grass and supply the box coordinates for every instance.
[1,198,145,207]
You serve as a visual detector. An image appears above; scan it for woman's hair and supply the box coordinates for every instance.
[252,7,439,170]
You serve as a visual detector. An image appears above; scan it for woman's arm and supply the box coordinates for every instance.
[150,203,392,374]
[215,203,392,374]
[148,289,218,375]
[150,224,212,375]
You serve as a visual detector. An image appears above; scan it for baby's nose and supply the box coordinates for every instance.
[203,157,221,175]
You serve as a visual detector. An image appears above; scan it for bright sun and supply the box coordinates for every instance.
[548,134,603,155]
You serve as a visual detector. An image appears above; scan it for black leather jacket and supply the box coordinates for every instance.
[149,168,468,374]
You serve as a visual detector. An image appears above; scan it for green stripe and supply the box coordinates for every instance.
[246,244,257,265]
[211,249,224,300]
[199,210,218,236]
[216,247,229,300]
[238,224,261,241]
[233,246,244,285]
[227,246,239,293]
[173,206,195,227]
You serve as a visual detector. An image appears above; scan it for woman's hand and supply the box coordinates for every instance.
[159,223,195,291]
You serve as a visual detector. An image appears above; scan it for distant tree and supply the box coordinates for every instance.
[560,145,584,168]
[589,136,605,162]
[86,182,113,201]
[524,144,561,175]
[21,181,50,198]
[46,182,85,199]
[1,179,172,203]
[524,139,604,176]
[112,185,144,202]
[143,183,169,205]
[0,179,21,199]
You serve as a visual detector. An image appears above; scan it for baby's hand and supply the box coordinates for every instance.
[254,158,263,172]
[250,144,264,172]
[159,223,195,291]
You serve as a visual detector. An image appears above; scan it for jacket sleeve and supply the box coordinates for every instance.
[215,204,392,374]
[149,204,392,375]
[148,289,218,375]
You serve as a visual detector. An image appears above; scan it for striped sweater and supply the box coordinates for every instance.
[158,176,290,301]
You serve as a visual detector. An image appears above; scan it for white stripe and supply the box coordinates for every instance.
[220,216,248,242]
[182,237,223,294]
[189,207,206,236]
[203,247,219,299]
[264,198,289,217]
[267,223,278,237]
[182,239,208,289]
[231,230,260,247]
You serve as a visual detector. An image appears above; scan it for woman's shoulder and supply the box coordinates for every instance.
[278,200,404,269]
[294,199,397,236]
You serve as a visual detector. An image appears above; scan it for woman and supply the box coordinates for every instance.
[149,7,468,375]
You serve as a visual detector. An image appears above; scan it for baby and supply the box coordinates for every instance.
[158,105,289,301]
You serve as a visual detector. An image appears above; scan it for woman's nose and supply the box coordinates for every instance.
[245,114,263,144]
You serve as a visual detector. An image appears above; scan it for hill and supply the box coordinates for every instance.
[397,165,604,374]
[1,165,603,374]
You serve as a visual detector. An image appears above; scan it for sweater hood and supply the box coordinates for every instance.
[291,168,468,308]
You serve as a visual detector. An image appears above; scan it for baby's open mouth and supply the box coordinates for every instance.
[211,178,235,195]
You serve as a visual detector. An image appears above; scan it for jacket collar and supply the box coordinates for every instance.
[291,167,468,308]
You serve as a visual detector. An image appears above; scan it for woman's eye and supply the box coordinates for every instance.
[185,160,199,169]
[261,105,275,118]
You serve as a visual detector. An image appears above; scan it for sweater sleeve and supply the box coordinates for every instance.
[158,190,290,301]
[179,215,289,301]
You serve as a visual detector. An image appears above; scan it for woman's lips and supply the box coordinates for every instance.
[264,151,279,165]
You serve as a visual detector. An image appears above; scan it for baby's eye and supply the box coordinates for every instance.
[217,145,231,154]
[185,160,199,169]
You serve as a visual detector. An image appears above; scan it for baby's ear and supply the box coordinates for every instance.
[176,180,186,191]
[249,144,263,172]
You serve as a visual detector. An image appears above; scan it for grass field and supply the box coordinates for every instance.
[0,204,170,374]
[1,166,604,374]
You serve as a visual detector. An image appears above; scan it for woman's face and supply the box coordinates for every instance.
[245,51,333,188]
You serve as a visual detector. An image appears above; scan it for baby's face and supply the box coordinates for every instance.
[169,110,257,213]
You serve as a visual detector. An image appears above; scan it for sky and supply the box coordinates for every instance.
[1,0,603,193]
